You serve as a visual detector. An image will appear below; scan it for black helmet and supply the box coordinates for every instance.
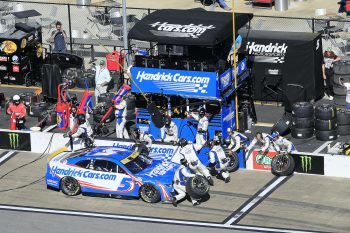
[224,138,231,146]
[199,108,206,117]
[133,128,140,138]
[180,158,188,167]
[165,117,171,126]
[76,114,86,125]
[178,138,188,148]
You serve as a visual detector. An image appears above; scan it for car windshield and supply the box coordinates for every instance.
[122,152,153,174]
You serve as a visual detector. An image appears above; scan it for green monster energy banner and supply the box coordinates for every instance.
[291,154,324,175]
[0,131,31,151]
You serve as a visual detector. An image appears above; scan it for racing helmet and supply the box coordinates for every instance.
[180,158,188,167]
[227,127,233,134]
[271,131,280,139]
[76,114,86,125]
[178,138,188,148]
[13,95,21,105]
[224,137,231,146]
[165,117,171,126]
[199,108,206,117]
[213,136,221,145]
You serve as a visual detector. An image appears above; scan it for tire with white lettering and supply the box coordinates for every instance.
[292,102,314,118]
[186,175,210,199]
[292,117,314,129]
[315,104,337,120]
[271,154,295,176]
[337,110,350,125]
[140,184,161,203]
[271,114,292,136]
[291,127,314,139]
[225,152,239,173]
[337,125,350,136]
[315,119,337,131]
[60,176,81,196]
[315,130,338,141]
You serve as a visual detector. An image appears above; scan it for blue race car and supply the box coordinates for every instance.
[46,146,179,203]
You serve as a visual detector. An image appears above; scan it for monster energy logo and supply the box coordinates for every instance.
[300,156,312,172]
[8,133,19,149]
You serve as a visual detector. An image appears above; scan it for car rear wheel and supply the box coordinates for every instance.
[140,184,161,203]
[60,176,81,196]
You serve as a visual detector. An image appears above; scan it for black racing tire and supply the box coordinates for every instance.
[333,61,350,75]
[271,154,295,176]
[98,92,115,104]
[271,114,292,136]
[186,175,210,199]
[315,104,337,120]
[225,152,240,173]
[93,109,115,123]
[140,184,161,203]
[338,125,350,136]
[132,143,149,156]
[291,127,314,139]
[315,119,337,131]
[333,84,347,96]
[315,130,338,141]
[292,102,314,118]
[19,92,40,106]
[60,176,81,196]
[291,116,314,129]
[333,74,350,85]
[28,102,49,117]
[76,73,95,89]
[337,110,350,125]
[334,95,346,107]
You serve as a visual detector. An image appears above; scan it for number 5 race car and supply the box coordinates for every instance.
[46,146,179,203]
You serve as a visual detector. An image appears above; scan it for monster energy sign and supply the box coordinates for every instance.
[0,131,31,151]
[291,154,324,175]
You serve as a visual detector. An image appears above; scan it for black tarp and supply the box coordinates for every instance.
[129,9,253,46]
[241,30,324,101]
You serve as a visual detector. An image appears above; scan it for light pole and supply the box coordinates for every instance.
[122,0,129,68]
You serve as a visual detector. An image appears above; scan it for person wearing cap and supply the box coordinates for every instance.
[95,60,112,105]
[322,48,340,101]
[271,132,296,154]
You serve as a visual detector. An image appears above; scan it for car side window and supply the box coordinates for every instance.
[117,166,127,174]
[75,160,90,169]
[94,160,117,173]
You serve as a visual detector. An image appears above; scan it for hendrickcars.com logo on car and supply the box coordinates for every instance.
[49,166,117,181]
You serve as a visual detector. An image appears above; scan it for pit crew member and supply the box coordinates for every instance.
[64,114,94,148]
[69,105,78,131]
[115,97,129,139]
[190,108,208,149]
[178,138,213,186]
[208,138,230,183]
[172,158,199,207]
[246,132,275,153]
[271,132,296,154]
[7,95,26,130]
[227,127,249,154]
[133,128,152,149]
[160,117,178,143]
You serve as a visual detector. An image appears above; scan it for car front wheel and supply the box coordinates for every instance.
[60,176,81,196]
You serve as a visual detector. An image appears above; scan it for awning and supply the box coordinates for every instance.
[128,9,253,46]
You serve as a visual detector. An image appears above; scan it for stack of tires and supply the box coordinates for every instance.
[62,68,82,89]
[337,110,350,136]
[315,104,338,141]
[291,102,314,139]
[333,61,350,107]
[76,69,95,89]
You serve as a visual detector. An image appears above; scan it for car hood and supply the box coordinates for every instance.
[137,159,179,182]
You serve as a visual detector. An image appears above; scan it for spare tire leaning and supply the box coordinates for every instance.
[271,114,292,136]
[337,110,350,125]
[338,125,350,136]
[291,127,314,139]
[315,130,338,141]
[333,84,347,96]
[186,175,210,199]
[292,102,314,118]
[315,119,337,131]
[315,104,337,120]
[292,117,314,128]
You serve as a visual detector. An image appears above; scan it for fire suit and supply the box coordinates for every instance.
[71,120,93,140]
[173,165,197,205]
[7,103,27,129]
[190,113,208,148]
[273,137,296,153]
[179,144,211,178]
[228,131,249,153]
[246,133,274,152]
[115,99,129,139]
[209,145,230,180]
[160,121,178,142]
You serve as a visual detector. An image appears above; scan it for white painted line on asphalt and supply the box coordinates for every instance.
[224,176,288,226]
[313,141,332,154]
[0,205,319,233]
[43,125,57,132]
[0,151,16,165]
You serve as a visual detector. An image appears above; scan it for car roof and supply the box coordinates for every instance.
[68,147,133,162]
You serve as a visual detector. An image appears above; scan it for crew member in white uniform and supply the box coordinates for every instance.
[64,114,94,148]
[178,138,213,185]
[160,117,178,143]
[246,132,274,153]
[133,128,152,149]
[172,158,199,207]
[190,108,208,149]
[208,138,230,183]
[94,60,111,105]
[272,132,296,154]
[227,127,249,153]
[115,98,129,139]
[69,105,78,131]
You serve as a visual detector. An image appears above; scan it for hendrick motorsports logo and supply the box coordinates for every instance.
[8,133,19,149]
[300,156,312,172]
[246,41,288,63]
[149,22,215,38]
[255,154,272,165]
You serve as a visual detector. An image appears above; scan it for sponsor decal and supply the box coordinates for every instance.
[300,156,312,172]
[220,69,231,90]
[12,55,19,64]
[316,39,320,51]
[144,161,177,177]
[21,38,27,49]
[246,41,288,64]
[46,179,58,186]
[36,44,43,58]
[8,133,19,149]
[291,154,324,175]
[253,150,279,170]
[0,41,17,54]
[149,22,215,39]
[0,56,7,62]
[0,65,7,71]
[50,166,117,181]
[12,65,19,73]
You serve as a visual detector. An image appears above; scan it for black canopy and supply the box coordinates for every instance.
[128,9,253,46]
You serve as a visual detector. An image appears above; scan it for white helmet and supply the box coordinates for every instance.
[13,95,20,101]
[227,127,232,133]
